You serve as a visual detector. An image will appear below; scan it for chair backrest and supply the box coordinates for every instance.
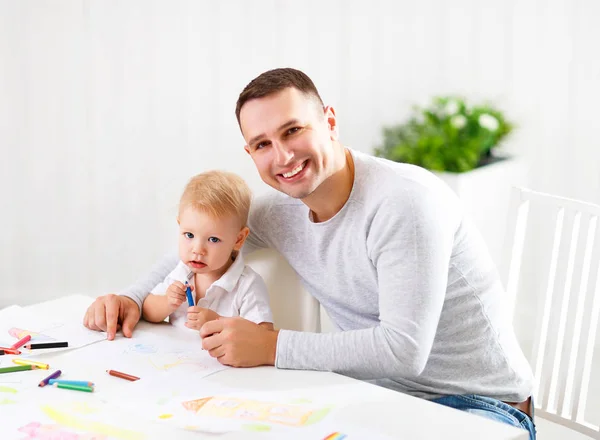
[502,187,600,439]
[245,248,321,332]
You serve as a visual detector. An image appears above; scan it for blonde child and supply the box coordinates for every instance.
[142,171,273,330]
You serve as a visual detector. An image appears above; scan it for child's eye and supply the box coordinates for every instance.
[208,237,220,243]
[184,232,194,239]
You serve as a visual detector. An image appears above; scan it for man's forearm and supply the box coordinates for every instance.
[119,252,179,310]
[275,326,429,379]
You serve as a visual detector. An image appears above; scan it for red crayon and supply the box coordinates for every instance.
[10,335,31,350]
[106,369,139,381]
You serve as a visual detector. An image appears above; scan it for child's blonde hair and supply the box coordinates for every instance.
[179,170,252,227]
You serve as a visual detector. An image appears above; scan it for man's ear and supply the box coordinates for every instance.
[234,226,250,250]
[244,144,251,155]
[176,216,180,225]
[324,105,339,141]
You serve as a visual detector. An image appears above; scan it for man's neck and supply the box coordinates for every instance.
[303,147,355,223]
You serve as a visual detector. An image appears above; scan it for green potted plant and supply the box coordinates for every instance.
[374,96,513,172]
[374,96,525,269]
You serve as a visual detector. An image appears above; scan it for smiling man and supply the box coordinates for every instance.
[84,68,536,438]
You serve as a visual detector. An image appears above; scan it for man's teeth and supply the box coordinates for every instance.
[282,163,305,178]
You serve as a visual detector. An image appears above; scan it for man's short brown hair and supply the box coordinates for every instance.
[235,68,324,126]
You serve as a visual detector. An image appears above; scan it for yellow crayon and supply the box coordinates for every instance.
[12,358,49,370]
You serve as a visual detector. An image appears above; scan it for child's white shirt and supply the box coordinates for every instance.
[150,255,273,329]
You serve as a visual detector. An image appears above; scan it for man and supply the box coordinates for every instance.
[84,68,535,437]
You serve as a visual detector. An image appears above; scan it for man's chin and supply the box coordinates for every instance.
[273,180,319,199]
[281,186,315,200]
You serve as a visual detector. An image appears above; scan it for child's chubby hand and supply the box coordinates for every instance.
[186,307,219,330]
[166,281,190,310]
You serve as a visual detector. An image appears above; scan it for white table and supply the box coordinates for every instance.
[1,296,528,440]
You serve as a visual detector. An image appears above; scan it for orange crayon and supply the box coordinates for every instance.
[106,369,139,381]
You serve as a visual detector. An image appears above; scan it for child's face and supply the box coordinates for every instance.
[178,207,249,276]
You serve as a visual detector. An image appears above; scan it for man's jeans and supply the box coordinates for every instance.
[432,394,536,440]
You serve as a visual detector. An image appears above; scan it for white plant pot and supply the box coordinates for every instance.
[433,157,528,269]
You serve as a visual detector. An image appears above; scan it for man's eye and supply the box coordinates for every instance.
[184,232,194,239]
[255,141,269,150]
[208,237,220,243]
[286,127,301,135]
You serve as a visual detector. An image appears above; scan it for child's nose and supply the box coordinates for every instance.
[192,243,206,256]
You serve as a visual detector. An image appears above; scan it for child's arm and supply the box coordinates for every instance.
[142,281,188,323]
[186,307,220,330]
[142,294,172,323]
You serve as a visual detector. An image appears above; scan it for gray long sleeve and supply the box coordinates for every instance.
[119,251,179,310]
[250,149,533,401]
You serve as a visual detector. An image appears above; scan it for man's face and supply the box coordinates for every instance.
[240,88,339,200]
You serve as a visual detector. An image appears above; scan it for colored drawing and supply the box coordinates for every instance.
[181,396,332,426]
[41,405,145,440]
[0,385,18,394]
[123,343,157,355]
[18,421,107,440]
[65,402,100,416]
[123,343,218,373]
[242,424,271,432]
[8,327,54,342]
[147,355,210,371]
[323,433,347,440]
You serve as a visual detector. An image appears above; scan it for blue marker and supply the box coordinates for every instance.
[185,281,194,306]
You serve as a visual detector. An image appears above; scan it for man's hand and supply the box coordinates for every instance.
[166,281,189,311]
[185,306,219,330]
[200,317,279,367]
[83,294,141,340]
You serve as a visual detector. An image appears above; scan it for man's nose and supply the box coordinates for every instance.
[273,141,294,165]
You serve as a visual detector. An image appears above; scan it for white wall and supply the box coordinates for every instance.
[1,0,599,309]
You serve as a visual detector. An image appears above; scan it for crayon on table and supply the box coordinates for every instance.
[0,365,36,374]
[13,359,50,369]
[53,383,94,393]
[0,348,21,355]
[10,335,31,350]
[39,370,62,387]
[49,379,94,387]
[106,369,140,381]
[25,341,69,350]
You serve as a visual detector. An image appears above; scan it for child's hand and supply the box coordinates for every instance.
[185,307,219,330]
[166,281,190,311]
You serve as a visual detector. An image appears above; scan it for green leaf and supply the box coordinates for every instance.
[374,95,513,172]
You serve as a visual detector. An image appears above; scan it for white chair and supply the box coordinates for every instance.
[246,248,321,332]
[502,187,600,439]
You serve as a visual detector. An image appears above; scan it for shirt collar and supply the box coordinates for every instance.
[209,254,245,293]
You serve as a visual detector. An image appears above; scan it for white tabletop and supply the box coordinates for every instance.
[1,295,528,440]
